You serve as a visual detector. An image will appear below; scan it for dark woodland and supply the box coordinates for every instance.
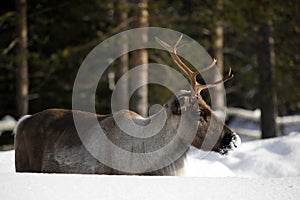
[0,0,299,141]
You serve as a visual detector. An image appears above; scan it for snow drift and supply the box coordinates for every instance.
[185,132,300,177]
[0,133,300,199]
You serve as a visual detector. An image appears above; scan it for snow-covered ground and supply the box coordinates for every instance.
[1,133,300,199]
[185,132,300,178]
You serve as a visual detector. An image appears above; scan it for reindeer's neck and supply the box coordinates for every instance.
[145,109,190,175]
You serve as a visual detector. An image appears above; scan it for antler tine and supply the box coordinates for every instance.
[200,67,234,90]
[199,58,217,73]
[156,36,234,97]
[156,35,195,78]
[173,35,183,53]
[156,35,199,97]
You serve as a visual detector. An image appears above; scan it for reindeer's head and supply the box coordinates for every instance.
[157,36,241,155]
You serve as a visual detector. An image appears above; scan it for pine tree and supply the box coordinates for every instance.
[15,0,28,117]
[130,0,149,116]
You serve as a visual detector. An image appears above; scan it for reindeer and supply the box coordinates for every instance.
[15,36,240,175]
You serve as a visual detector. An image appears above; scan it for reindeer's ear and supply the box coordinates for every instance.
[171,96,190,115]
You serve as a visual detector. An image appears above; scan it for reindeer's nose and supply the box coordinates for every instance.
[231,133,241,148]
[218,132,241,155]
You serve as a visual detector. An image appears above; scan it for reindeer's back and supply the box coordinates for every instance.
[14,109,109,173]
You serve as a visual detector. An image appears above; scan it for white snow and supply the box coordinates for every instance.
[0,115,16,135]
[1,133,300,199]
[226,108,300,138]
[185,132,300,178]
[0,150,15,173]
[0,173,299,200]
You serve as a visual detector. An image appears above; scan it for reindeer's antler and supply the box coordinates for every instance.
[156,35,233,97]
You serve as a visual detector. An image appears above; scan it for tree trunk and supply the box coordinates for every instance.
[16,0,28,117]
[257,20,279,138]
[130,0,148,116]
[114,0,129,111]
[211,0,225,112]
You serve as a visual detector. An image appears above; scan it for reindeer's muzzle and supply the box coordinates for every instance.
[218,132,241,155]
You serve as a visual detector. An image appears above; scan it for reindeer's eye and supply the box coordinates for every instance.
[195,108,210,120]
[197,109,205,116]
[192,109,204,118]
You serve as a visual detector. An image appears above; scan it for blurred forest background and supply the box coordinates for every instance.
[0,0,299,143]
